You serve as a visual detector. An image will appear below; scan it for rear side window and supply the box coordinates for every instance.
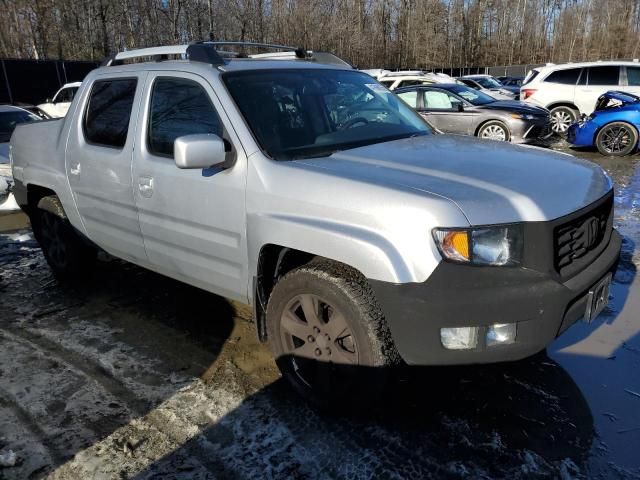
[587,66,620,85]
[148,77,223,157]
[627,67,640,86]
[544,68,580,85]
[84,79,137,148]
[397,90,419,108]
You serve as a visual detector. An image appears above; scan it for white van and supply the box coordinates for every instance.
[521,61,640,133]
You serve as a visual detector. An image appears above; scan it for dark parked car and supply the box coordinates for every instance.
[395,84,552,143]
[499,76,525,88]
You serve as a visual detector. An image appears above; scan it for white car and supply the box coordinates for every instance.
[362,70,457,90]
[36,82,82,118]
[521,61,640,133]
[1,105,40,212]
[458,76,516,100]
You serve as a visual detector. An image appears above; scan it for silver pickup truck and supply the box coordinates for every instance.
[10,42,621,402]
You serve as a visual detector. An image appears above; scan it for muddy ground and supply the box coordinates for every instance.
[1,141,639,479]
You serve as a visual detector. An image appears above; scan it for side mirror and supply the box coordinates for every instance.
[457,103,464,112]
[174,134,226,169]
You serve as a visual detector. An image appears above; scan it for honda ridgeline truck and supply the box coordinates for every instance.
[9,43,621,402]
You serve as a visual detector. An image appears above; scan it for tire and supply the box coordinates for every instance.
[266,259,399,407]
[31,209,96,280]
[477,120,510,142]
[595,122,639,157]
[549,106,578,135]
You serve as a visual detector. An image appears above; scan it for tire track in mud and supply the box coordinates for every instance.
[0,328,149,418]
[0,386,65,469]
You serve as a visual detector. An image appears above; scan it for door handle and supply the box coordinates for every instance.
[138,176,154,198]
[70,163,81,175]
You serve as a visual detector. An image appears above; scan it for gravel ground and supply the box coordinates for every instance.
[0,140,639,480]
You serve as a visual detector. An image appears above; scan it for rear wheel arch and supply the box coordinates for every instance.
[546,101,579,113]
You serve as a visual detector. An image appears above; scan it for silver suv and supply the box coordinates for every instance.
[10,43,621,403]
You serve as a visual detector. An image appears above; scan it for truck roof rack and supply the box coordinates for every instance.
[102,41,352,68]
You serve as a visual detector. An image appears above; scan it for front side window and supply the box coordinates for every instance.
[545,68,580,85]
[423,90,457,110]
[587,66,620,86]
[628,67,640,86]
[148,77,223,157]
[445,85,495,105]
[84,79,137,148]
[224,70,431,160]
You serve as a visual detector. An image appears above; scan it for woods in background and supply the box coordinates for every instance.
[1,0,639,69]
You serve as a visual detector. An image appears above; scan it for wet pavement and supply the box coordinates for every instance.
[0,140,639,479]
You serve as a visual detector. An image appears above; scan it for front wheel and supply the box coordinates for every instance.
[31,209,96,280]
[266,260,398,407]
[549,106,578,134]
[595,122,639,156]
[477,121,510,142]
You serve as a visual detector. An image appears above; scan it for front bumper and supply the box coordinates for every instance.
[510,117,553,144]
[370,219,621,366]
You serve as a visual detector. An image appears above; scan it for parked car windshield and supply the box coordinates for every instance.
[224,69,432,160]
[0,110,40,143]
[444,85,496,105]
[470,77,503,89]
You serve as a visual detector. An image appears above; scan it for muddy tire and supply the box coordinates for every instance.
[477,120,510,142]
[31,209,96,280]
[266,259,399,407]
[549,106,578,135]
[595,122,638,156]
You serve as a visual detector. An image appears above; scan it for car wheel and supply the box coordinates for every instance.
[31,209,96,280]
[549,106,578,134]
[477,121,510,142]
[266,259,399,407]
[595,122,639,156]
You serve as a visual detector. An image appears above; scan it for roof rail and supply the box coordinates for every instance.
[101,43,226,67]
[101,41,352,68]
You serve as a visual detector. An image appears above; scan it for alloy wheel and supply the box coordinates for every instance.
[599,125,633,154]
[480,124,507,141]
[550,110,573,133]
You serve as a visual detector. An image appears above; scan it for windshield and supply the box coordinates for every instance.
[472,77,503,89]
[445,85,496,105]
[0,110,39,143]
[224,69,432,160]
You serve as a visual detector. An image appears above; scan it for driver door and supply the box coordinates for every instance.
[416,89,474,134]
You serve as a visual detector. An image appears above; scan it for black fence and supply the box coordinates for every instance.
[0,58,99,106]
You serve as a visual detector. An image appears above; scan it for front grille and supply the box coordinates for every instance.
[554,195,613,278]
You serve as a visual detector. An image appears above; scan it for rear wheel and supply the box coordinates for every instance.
[266,260,398,407]
[477,121,510,142]
[31,209,96,280]
[595,122,638,156]
[549,106,578,134]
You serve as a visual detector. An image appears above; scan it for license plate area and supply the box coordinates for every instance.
[584,273,612,323]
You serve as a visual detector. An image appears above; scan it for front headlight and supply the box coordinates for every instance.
[510,113,535,120]
[433,225,523,266]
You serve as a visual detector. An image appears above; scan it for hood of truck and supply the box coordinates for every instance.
[296,134,612,225]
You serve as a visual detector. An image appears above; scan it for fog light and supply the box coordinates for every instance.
[440,327,478,350]
[486,323,517,347]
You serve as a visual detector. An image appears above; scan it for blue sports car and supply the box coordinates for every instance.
[567,91,640,156]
